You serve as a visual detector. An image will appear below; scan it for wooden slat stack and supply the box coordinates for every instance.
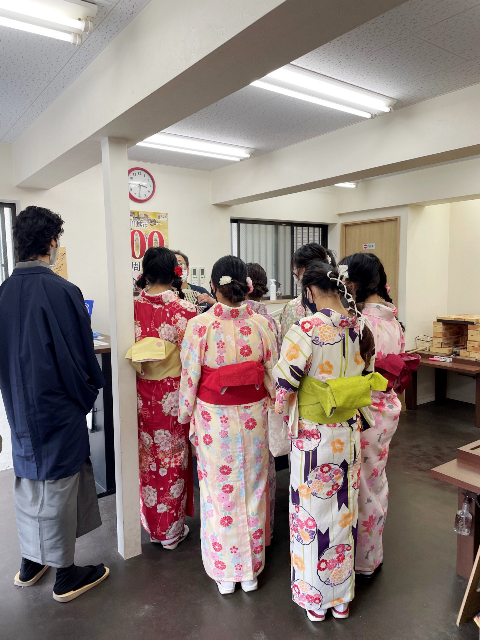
[434,315,480,359]
[432,321,467,355]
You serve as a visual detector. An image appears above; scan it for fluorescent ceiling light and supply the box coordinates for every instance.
[138,133,253,161]
[0,0,97,43]
[0,15,80,42]
[335,182,357,188]
[251,80,372,119]
[137,142,242,162]
[252,64,395,118]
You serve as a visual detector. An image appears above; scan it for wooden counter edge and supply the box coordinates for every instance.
[431,459,480,494]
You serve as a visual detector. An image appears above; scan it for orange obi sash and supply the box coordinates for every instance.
[197,361,268,406]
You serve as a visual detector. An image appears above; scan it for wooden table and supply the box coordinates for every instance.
[405,353,480,428]
[432,440,480,578]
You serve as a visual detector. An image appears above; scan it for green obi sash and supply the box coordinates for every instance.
[298,372,388,424]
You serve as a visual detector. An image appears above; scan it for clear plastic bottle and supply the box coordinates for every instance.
[454,498,472,536]
[269,279,276,301]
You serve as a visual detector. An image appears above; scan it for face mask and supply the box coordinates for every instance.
[210,285,217,299]
[49,240,59,266]
[181,266,188,283]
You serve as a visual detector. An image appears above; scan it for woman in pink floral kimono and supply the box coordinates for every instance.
[131,247,197,549]
[179,256,277,595]
[340,253,406,577]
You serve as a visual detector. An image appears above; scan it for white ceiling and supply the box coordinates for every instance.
[129,0,480,171]
[0,0,151,143]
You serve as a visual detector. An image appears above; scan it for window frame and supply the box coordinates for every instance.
[0,202,16,284]
[230,217,328,299]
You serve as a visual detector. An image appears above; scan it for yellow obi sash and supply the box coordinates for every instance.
[297,372,388,425]
[125,337,181,380]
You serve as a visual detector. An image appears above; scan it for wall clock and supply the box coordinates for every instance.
[128,167,155,202]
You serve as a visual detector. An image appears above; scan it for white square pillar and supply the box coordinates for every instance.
[101,137,141,559]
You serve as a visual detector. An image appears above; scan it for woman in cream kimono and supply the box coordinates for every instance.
[279,244,336,342]
[340,253,408,577]
[274,260,383,623]
[129,247,197,549]
[179,256,277,595]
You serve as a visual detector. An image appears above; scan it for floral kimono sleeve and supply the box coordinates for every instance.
[178,317,205,427]
[258,317,279,400]
[399,323,406,354]
[273,320,313,416]
[172,305,198,347]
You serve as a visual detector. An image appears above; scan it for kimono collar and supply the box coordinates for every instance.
[141,289,178,305]
[363,301,398,321]
[245,299,268,316]
[317,307,358,329]
[15,260,51,269]
[209,302,254,321]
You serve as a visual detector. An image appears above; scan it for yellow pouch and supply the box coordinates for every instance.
[125,337,181,380]
[298,372,387,424]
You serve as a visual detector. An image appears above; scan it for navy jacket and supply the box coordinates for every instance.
[0,264,105,480]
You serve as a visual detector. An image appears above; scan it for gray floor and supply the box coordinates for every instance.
[0,400,479,640]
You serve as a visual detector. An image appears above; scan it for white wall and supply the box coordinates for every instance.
[405,204,450,349]
[448,201,480,314]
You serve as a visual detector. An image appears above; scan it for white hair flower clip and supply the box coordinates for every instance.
[219,276,232,286]
[337,264,349,280]
[326,254,332,264]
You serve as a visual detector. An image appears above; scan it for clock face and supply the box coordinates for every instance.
[128,167,155,202]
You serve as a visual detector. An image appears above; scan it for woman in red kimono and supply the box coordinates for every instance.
[130,247,197,549]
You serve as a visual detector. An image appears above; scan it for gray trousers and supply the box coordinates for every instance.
[14,459,102,568]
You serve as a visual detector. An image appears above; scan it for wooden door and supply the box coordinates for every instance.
[340,217,400,307]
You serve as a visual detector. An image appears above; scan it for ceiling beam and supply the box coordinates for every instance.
[211,83,480,205]
[13,0,410,189]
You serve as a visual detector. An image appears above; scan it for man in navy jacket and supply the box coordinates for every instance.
[0,206,109,602]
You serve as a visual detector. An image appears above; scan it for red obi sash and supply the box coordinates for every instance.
[375,352,421,394]
[197,361,268,406]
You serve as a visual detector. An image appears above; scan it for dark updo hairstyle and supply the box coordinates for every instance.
[302,260,375,367]
[246,263,268,299]
[211,255,250,304]
[291,243,337,272]
[14,206,64,261]
[339,253,392,305]
[137,247,184,299]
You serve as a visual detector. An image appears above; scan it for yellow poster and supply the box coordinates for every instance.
[130,211,168,284]
[52,247,68,279]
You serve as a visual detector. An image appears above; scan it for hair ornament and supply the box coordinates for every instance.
[386,284,391,294]
[337,264,349,280]
[219,276,232,286]
[327,268,362,331]
[174,266,183,277]
[326,254,332,264]
[246,276,254,294]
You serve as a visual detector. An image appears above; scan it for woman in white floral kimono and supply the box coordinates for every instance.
[179,256,277,595]
[274,260,384,622]
[279,244,336,343]
[340,253,413,578]
[131,248,197,549]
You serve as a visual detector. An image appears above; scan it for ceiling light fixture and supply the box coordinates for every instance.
[335,182,357,188]
[138,133,253,162]
[137,143,243,162]
[251,81,373,119]
[0,0,97,45]
[252,64,396,118]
